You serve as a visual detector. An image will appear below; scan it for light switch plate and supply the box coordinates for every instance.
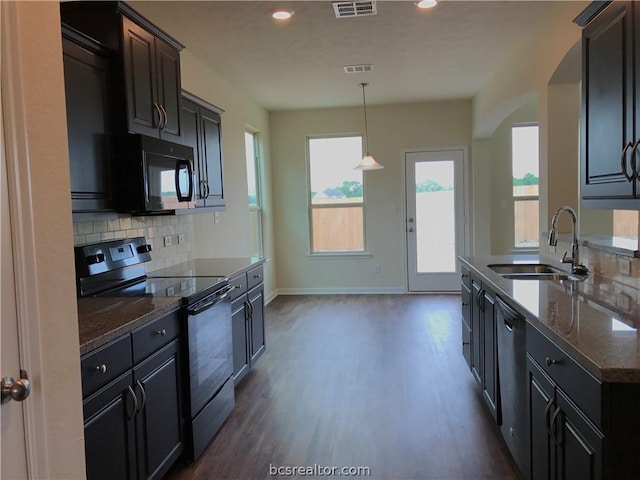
[177,233,186,245]
[164,235,172,247]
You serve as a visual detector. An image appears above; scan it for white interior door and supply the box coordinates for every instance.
[405,149,465,292]
[1,94,29,479]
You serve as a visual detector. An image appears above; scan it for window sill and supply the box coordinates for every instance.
[307,251,372,260]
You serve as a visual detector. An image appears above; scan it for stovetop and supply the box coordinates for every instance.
[98,275,229,303]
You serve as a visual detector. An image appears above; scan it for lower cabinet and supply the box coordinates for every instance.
[528,356,603,480]
[462,268,499,422]
[229,264,265,385]
[81,310,183,480]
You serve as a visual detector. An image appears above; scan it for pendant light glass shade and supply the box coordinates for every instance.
[355,82,384,170]
[354,154,384,170]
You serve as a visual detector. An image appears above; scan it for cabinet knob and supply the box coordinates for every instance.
[155,329,167,336]
[462,341,470,346]
[545,357,561,367]
[95,364,107,374]
[253,274,261,279]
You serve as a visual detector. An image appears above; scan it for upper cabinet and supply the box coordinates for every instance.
[62,27,114,214]
[181,92,226,209]
[61,1,184,142]
[577,1,640,209]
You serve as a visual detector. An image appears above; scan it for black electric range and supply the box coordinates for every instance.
[74,237,235,464]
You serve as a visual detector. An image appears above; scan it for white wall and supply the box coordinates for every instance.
[179,51,277,301]
[3,2,85,478]
[270,100,471,293]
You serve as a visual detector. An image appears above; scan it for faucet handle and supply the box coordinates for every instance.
[571,264,589,276]
[561,251,573,264]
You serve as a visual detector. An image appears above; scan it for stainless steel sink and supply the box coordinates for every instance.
[488,263,585,281]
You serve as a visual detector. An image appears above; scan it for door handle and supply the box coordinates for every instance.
[1,370,31,404]
[630,139,640,180]
[159,104,168,131]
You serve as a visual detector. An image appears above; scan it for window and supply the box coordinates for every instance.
[307,136,364,253]
[245,129,263,258]
[512,125,539,249]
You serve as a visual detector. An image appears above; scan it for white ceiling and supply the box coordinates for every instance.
[132,1,586,111]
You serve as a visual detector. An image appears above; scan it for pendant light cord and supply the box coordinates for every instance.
[360,82,370,155]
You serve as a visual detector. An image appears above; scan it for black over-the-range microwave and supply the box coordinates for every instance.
[114,134,195,214]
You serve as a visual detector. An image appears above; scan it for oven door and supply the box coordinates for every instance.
[186,286,233,417]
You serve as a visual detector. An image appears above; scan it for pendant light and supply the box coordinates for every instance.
[354,83,384,170]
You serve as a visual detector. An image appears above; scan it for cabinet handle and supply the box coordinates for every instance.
[550,406,562,446]
[545,357,561,367]
[544,396,554,437]
[95,364,107,374]
[126,385,138,420]
[203,180,210,199]
[621,142,634,181]
[153,103,163,130]
[135,380,146,414]
[155,329,167,336]
[158,104,168,131]
[631,139,640,180]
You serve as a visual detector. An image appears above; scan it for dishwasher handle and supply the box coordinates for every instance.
[496,296,523,324]
[187,285,233,315]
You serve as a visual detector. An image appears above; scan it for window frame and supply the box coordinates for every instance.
[511,123,540,252]
[245,127,264,258]
[306,134,369,257]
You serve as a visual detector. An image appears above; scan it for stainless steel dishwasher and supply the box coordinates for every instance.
[496,296,529,478]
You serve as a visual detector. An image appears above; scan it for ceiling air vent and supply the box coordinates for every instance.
[333,1,377,18]
[344,64,373,74]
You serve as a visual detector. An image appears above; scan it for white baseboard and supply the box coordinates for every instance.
[274,287,406,295]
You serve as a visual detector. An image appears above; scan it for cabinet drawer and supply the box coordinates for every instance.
[131,308,181,364]
[229,273,247,301]
[461,265,471,289]
[527,325,602,427]
[247,265,264,290]
[81,335,132,398]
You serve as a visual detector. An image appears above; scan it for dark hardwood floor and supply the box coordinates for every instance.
[169,294,520,480]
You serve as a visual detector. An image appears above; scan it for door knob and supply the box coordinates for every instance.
[1,370,31,404]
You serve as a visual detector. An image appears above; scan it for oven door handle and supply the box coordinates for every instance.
[187,286,233,315]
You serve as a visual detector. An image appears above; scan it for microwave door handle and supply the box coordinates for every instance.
[175,160,194,202]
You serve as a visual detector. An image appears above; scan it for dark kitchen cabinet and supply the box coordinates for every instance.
[527,357,603,480]
[181,93,226,209]
[62,27,114,214]
[578,1,640,208]
[460,267,473,371]
[81,309,183,480]
[61,1,184,142]
[461,267,499,422]
[229,264,265,385]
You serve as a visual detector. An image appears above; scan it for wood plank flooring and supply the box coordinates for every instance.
[168,294,520,480]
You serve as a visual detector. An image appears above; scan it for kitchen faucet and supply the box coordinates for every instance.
[548,206,588,276]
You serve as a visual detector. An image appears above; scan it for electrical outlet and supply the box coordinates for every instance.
[164,235,172,247]
[213,212,221,224]
[619,258,631,276]
[177,233,186,245]
[374,263,381,273]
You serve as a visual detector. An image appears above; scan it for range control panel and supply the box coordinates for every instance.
[74,237,152,278]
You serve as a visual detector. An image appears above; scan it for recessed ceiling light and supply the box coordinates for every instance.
[415,0,437,8]
[272,9,294,20]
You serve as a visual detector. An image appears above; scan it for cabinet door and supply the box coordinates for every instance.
[155,39,182,141]
[471,279,483,386]
[461,281,472,370]
[121,17,160,137]
[201,108,225,207]
[133,341,183,480]
[83,373,137,480]
[528,358,555,480]
[555,389,603,480]
[248,285,265,364]
[180,98,206,207]
[62,37,113,213]
[634,2,640,193]
[581,2,636,199]
[482,289,499,422]
[231,298,250,385]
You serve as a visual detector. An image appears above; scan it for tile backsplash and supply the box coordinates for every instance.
[73,215,194,272]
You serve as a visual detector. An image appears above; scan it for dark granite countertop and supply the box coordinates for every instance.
[460,254,640,383]
[78,296,181,355]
